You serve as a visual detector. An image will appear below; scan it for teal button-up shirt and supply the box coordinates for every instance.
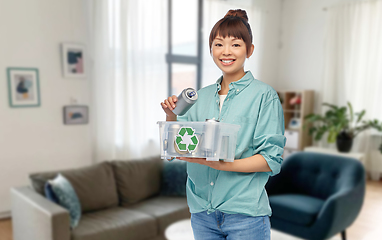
[178,71,286,217]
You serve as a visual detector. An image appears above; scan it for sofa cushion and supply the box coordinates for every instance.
[127,196,190,233]
[29,162,118,213]
[72,207,157,240]
[269,194,324,226]
[161,159,187,196]
[111,157,163,205]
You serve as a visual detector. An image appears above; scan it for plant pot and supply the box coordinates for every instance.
[336,132,353,153]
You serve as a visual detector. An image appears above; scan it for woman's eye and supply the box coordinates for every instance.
[233,44,240,47]
[215,43,223,47]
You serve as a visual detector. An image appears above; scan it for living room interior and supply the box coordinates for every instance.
[1,0,382,240]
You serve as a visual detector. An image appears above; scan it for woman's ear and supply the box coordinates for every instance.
[247,44,255,58]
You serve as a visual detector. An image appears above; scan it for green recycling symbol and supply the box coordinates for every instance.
[175,127,199,152]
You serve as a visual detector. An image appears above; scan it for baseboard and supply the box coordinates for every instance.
[0,211,11,220]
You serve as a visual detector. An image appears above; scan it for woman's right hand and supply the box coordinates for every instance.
[160,95,178,120]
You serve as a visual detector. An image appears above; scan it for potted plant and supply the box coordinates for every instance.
[305,102,382,153]
[368,119,382,154]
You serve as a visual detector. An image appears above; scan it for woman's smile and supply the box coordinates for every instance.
[220,58,236,66]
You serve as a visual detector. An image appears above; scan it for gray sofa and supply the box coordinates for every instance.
[11,157,190,240]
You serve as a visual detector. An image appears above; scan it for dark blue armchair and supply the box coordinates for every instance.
[266,152,365,240]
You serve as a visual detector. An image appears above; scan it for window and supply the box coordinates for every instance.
[166,0,203,96]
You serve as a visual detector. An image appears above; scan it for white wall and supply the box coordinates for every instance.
[0,0,92,216]
[250,0,282,88]
[277,0,362,111]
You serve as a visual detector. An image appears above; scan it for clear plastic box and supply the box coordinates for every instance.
[157,121,241,162]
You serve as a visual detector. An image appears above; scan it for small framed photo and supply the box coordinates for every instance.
[63,105,89,125]
[61,43,86,78]
[7,67,41,108]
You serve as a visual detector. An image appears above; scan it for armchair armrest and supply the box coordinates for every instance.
[11,186,71,240]
[314,180,365,239]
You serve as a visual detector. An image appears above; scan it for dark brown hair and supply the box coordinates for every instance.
[209,9,253,55]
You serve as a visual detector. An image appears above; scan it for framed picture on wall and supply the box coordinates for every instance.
[63,105,89,125]
[7,67,41,108]
[61,43,86,78]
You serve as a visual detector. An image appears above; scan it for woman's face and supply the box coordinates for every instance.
[211,36,252,76]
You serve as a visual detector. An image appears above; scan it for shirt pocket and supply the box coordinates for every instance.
[233,115,257,153]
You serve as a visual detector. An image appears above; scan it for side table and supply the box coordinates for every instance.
[165,218,194,240]
[304,146,365,164]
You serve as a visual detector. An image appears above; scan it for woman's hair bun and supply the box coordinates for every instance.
[224,9,248,22]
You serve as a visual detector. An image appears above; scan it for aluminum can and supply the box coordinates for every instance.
[172,88,198,116]
[220,136,229,160]
[203,119,220,154]
[165,123,181,155]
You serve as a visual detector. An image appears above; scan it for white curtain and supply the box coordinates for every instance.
[87,0,168,161]
[322,0,382,120]
[321,0,382,173]
[202,0,265,87]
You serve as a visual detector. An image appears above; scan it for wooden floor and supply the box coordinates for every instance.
[0,218,12,240]
[342,180,382,240]
[0,180,381,240]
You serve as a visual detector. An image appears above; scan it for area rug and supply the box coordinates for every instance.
[165,219,343,240]
[271,230,341,240]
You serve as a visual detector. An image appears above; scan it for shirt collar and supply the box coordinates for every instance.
[215,71,254,95]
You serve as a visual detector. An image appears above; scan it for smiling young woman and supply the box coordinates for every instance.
[209,10,254,94]
[160,9,286,240]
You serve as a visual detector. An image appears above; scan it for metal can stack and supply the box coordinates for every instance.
[157,121,240,162]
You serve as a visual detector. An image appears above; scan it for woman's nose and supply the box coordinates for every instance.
[222,46,231,55]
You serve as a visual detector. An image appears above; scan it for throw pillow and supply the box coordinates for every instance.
[48,174,81,228]
[161,159,187,196]
[44,182,59,204]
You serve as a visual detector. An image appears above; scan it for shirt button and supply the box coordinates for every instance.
[237,89,239,92]
[210,182,214,186]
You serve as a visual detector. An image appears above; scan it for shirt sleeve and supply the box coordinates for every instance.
[177,114,189,122]
[252,97,286,176]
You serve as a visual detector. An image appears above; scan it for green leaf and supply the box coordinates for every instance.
[347,102,354,124]
[327,130,337,143]
[322,103,338,110]
[355,110,365,123]
[309,126,317,135]
[315,128,326,141]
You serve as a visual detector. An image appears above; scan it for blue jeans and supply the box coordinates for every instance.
[191,210,270,240]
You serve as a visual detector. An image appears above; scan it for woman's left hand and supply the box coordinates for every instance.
[176,157,223,170]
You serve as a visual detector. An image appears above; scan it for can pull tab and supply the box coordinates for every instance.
[187,91,196,98]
